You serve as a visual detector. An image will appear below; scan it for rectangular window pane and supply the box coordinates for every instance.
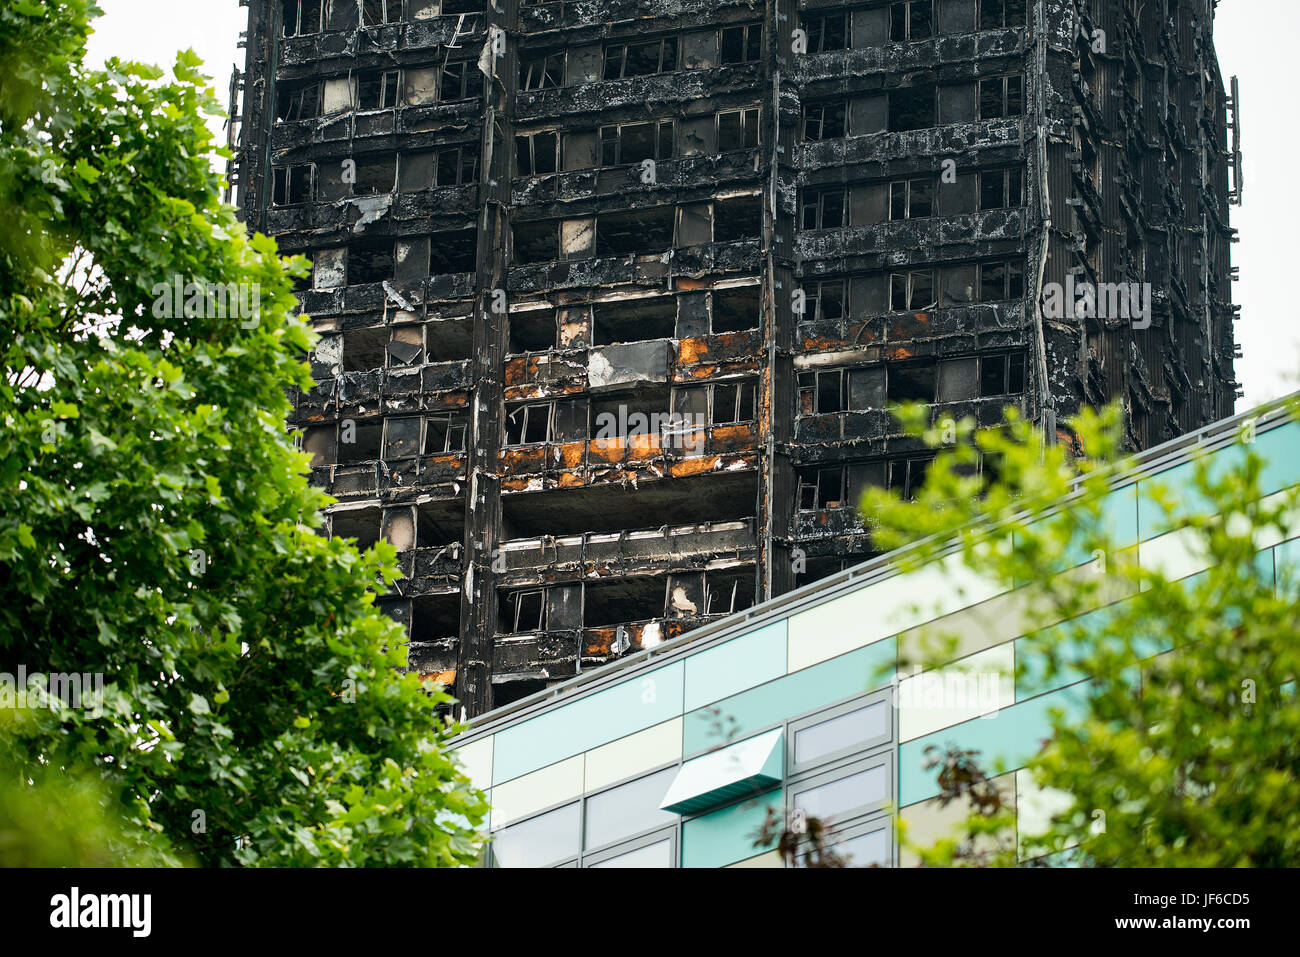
[589,838,673,868]
[794,764,889,822]
[834,826,890,867]
[794,700,889,766]
[491,803,580,867]
[584,768,677,851]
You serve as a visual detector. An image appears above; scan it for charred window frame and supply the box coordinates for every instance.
[603,37,680,79]
[362,0,402,25]
[979,0,1027,29]
[979,168,1024,210]
[717,107,760,151]
[434,146,479,186]
[282,0,323,36]
[799,279,846,322]
[979,352,1026,397]
[977,260,1025,302]
[516,130,560,176]
[272,163,316,205]
[889,269,936,310]
[521,53,565,91]
[425,413,469,454]
[888,177,935,220]
[704,572,755,616]
[889,1,935,41]
[277,81,322,122]
[797,466,848,511]
[801,187,846,230]
[889,455,934,500]
[803,100,847,141]
[710,381,757,424]
[599,120,674,167]
[354,155,397,195]
[505,590,548,634]
[506,402,554,446]
[798,369,847,415]
[358,69,400,110]
[440,60,484,102]
[978,75,1024,120]
[720,23,763,64]
[803,11,849,52]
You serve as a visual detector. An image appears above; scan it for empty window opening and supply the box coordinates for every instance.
[331,508,382,551]
[797,466,848,511]
[596,208,674,257]
[979,352,1026,397]
[442,0,486,13]
[513,220,558,264]
[720,24,762,64]
[712,286,760,333]
[804,12,848,52]
[887,362,938,403]
[979,0,1027,30]
[272,164,315,205]
[516,131,559,176]
[704,570,755,616]
[977,260,1025,301]
[383,416,422,461]
[426,317,474,362]
[509,312,557,353]
[714,195,762,243]
[592,298,676,345]
[277,81,321,122]
[435,146,479,186]
[343,325,389,372]
[439,61,483,102]
[889,177,934,220]
[979,75,1024,120]
[718,108,760,151]
[411,594,460,643]
[362,0,401,25]
[387,325,422,366]
[358,70,400,110]
[979,168,1024,210]
[711,381,757,424]
[890,1,935,42]
[591,386,672,442]
[506,402,554,446]
[349,240,394,285]
[336,420,383,464]
[584,577,665,627]
[600,120,674,166]
[802,187,846,230]
[429,229,478,275]
[890,270,936,310]
[800,280,846,322]
[502,589,547,634]
[604,38,679,79]
[282,0,323,37]
[521,54,564,91]
[416,498,464,549]
[798,369,847,415]
[424,413,469,454]
[889,455,933,500]
[803,101,847,141]
[888,86,936,132]
[355,155,397,195]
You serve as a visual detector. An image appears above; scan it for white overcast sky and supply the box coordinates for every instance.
[86,0,1299,411]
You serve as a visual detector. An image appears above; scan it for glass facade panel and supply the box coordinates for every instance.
[794,763,889,821]
[491,802,580,868]
[835,827,890,868]
[584,767,677,850]
[590,838,673,868]
[793,700,888,766]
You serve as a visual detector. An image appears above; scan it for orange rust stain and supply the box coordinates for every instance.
[558,441,586,468]
[678,337,711,364]
[502,477,536,492]
[420,669,456,688]
[626,432,660,458]
[675,276,714,291]
[886,344,915,360]
[668,455,723,478]
[501,445,547,472]
[710,424,757,450]
[558,471,586,488]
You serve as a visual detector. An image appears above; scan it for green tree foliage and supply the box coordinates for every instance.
[862,401,1300,866]
[0,0,487,866]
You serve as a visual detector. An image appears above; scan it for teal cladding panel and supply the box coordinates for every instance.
[492,662,684,785]
[684,620,788,712]
[683,639,897,756]
[681,790,781,868]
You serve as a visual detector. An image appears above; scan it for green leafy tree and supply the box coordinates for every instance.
[0,0,487,866]
[862,400,1300,867]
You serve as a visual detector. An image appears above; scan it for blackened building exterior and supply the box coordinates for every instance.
[232,0,1241,716]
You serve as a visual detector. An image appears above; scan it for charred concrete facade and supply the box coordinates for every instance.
[232,0,1241,716]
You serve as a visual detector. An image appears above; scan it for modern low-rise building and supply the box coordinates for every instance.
[453,394,1298,867]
